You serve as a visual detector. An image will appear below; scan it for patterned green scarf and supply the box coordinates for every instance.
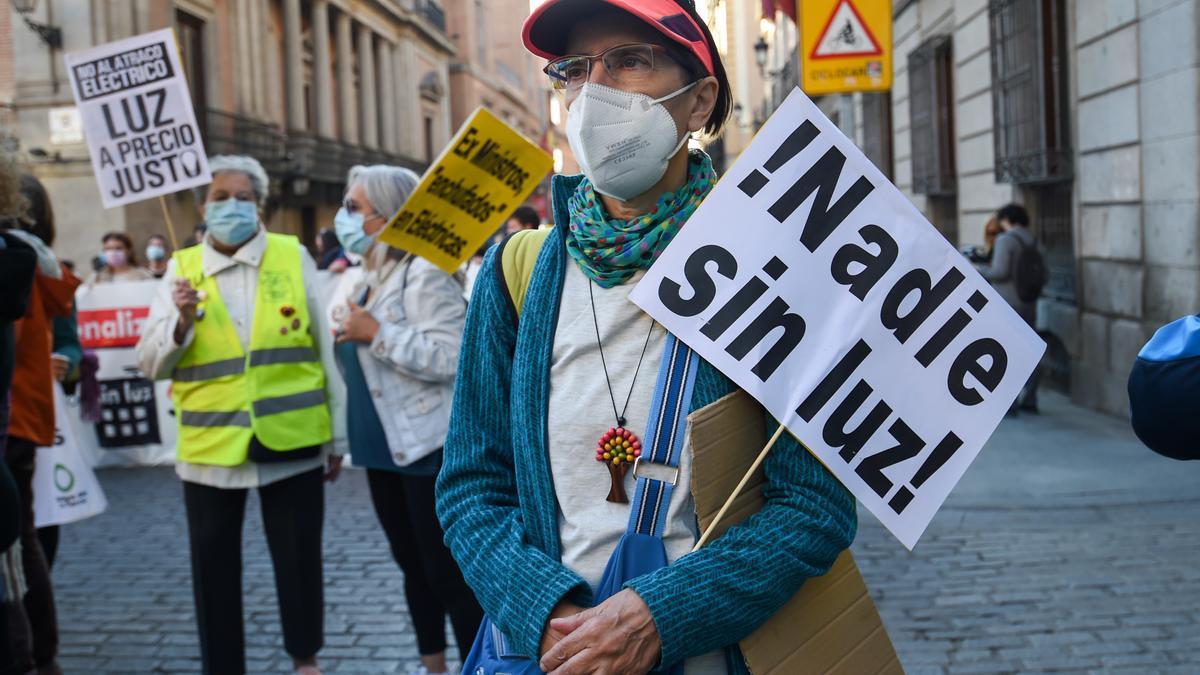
[565,150,717,288]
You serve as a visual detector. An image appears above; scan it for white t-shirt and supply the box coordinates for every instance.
[547,261,726,673]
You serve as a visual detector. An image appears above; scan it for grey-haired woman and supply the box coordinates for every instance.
[330,165,481,675]
[136,154,346,675]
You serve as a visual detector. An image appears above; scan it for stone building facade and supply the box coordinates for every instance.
[749,0,1200,418]
[1,0,455,268]
[445,0,552,221]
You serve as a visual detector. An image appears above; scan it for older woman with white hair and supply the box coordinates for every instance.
[136,154,346,675]
[331,165,481,675]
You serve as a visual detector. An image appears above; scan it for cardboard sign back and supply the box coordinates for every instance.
[688,391,903,675]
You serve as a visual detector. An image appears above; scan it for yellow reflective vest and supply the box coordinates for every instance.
[171,233,332,466]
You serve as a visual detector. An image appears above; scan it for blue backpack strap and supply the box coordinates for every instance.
[628,333,700,537]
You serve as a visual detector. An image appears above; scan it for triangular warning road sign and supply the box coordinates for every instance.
[810,0,883,60]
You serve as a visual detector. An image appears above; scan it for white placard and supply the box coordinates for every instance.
[64,28,210,208]
[74,280,176,468]
[631,89,1046,549]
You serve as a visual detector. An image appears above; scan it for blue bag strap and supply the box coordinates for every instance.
[627,333,699,538]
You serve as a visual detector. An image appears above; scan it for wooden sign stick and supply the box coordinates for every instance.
[692,423,786,551]
[158,195,182,252]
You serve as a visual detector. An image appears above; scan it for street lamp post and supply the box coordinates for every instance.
[11,0,63,49]
[753,36,769,75]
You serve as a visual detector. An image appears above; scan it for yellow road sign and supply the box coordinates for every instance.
[378,107,553,274]
[800,0,892,95]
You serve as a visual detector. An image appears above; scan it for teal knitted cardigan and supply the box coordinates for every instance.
[435,174,858,670]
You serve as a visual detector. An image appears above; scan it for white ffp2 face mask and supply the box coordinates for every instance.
[565,81,696,202]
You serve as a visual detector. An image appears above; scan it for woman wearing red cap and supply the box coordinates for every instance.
[437,2,857,673]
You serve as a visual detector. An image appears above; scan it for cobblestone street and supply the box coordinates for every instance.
[52,392,1200,673]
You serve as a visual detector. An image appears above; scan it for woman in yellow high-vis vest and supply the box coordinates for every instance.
[135,155,346,675]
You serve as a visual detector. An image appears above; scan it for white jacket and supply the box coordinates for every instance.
[336,255,465,467]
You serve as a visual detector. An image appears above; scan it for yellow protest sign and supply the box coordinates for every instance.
[800,0,892,95]
[378,107,553,273]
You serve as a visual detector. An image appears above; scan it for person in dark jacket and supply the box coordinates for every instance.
[0,153,40,675]
[978,203,1040,413]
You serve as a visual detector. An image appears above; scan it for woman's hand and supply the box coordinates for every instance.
[325,454,343,482]
[336,298,380,344]
[541,599,585,660]
[540,589,661,675]
[172,278,200,344]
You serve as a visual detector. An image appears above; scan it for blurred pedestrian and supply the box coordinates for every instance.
[89,231,154,283]
[0,151,39,675]
[315,228,348,272]
[504,204,541,235]
[20,195,84,571]
[2,172,81,675]
[136,155,347,675]
[331,165,480,675]
[440,3,855,674]
[145,234,170,278]
[964,217,1002,264]
[978,203,1045,413]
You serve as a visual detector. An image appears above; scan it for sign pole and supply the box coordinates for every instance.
[157,195,182,252]
[692,423,787,551]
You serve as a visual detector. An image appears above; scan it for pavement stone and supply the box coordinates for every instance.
[47,392,1200,672]
[851,392,1200,672]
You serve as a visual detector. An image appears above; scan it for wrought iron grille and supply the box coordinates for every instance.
[1028,181,1076,302]
[908,36,956,195]
[204,109,288,176]
[861,92,894,180]
[989,0,1072,183]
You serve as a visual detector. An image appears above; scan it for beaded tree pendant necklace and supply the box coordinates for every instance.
[588,280,656,504]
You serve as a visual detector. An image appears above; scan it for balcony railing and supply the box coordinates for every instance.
[204,109,288,176]
[419,1,446,32]
[204,108,425,195]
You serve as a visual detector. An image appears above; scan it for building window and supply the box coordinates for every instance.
[908,36,955,196]
[1027,181,1075,302]
[988,0,1071,184]
[861,92,893,180]
[176,10,207,139]
[424,116,435,163]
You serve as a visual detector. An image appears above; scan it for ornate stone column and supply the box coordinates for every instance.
[312,0,335,138]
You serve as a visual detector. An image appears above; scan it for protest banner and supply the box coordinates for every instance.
[33,387,109,528]
[74,280,175,468]
[631,88,1045,549]
[64,28,211,209]
[377,107,553,274]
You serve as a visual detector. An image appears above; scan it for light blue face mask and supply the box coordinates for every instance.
[205,199,259,246]
[334,207,377,256]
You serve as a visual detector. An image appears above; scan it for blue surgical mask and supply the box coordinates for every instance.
[145,244,166,261]
[334,207,376,256]
[204,199,259,246]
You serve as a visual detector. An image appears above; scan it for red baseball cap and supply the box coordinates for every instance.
[523,0,716,77]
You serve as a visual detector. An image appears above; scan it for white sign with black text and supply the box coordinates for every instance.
[64,28,210,208]
[631,88,1045,549]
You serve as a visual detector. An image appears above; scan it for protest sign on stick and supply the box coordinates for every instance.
[377,107,553,274]
[64,28,211,209]
[632,88,1046,549]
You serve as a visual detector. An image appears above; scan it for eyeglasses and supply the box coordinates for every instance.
[544,43,681,92]
[342,198,382,221]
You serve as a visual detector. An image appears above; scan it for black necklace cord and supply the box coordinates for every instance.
[588,279,656,428]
